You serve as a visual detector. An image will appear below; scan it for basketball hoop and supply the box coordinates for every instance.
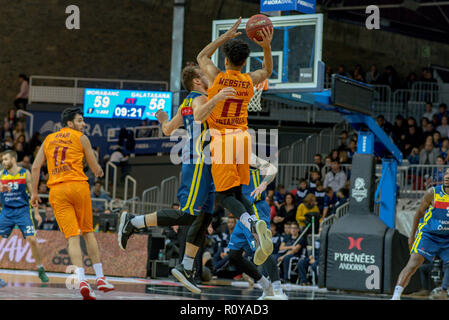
[248,79,268,112]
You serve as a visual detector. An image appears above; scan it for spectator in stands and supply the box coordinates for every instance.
[274,193,297,234]
[339,150,350,165]
[0,120,13,141]
[270,223,282,256]
[324,155,332,168]
[295,178,310,205]
[441,139,449,163]
[15,134,30,154]
[391,115,407,145]
[265,194,277,221]
[433,131,442,148]
[28,132,42,155]
[401,125,422,156]
[296,194,320,228]
[212,216,237,278]
[91,181,112,214]
[428,156,446,187]
[376,115,393,135]
[365,64,379,84]
[347,140,357,162]
[136,119,152,138]
[337,131,349,151]
[407,116,418,128]
[351,64,364,82]
[14,74,29,109]
[334,188,349,213]
[118,128,136,157]
[408,147,420,165]
[322,187,337,219]
[39,204,59,231]
[329,149,339,162]
[336,65,350,77]
[403,72,417,90]
[313,154,324,172]
[274,184,287,209]
[379,65,400,91]
[323,159,347,194]
[13,121,29,142]
[420,67,437,83]
[437,104,449,123]
[308,170,321,190]
[314,181,325,213]
[423,123,436,141]
[18,155,31,170]
[110,146,130,179]
[13,141,26,162]
[423,102,437,122]
[436,115,449,139]
[277,221,307,283]
[420,140,440,165]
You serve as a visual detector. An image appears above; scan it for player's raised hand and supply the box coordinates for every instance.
[31,194,42,207]
[252,27,273,49]
[155,109,169,123]
[215,87,237,102]
[223,17,242,40]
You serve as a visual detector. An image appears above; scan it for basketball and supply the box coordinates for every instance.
[246,14,273,41]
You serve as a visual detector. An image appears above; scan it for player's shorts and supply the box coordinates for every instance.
[228,200,271,253]
[177,163,215,216]
[210,130,251,192]
[49,180,93,239]
[410,231,449,263]
[0,205,36,238]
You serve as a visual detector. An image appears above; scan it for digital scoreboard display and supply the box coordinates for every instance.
[83,88,172,120]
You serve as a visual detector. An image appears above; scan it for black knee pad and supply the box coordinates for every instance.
[186,212,213,247]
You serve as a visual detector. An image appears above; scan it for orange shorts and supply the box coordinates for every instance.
[210,130,251,192]
[49,180,93,239]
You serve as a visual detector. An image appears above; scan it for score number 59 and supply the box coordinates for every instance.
[93,96,110,108]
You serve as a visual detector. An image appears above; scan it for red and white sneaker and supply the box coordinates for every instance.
[96,277,115,293]
[79,281,96,300]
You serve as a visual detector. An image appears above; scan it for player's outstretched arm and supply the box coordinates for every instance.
[197,17,242,85]
[81,135,104,178]
[250,153,278,198]
[156,108,183,136]
[192,87,236,123]
[248,27,273,86]
[409,188,433,251]
[31,145,46,207]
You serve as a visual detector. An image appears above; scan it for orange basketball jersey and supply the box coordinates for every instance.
[207,70,254,134]
[44,127,87,187]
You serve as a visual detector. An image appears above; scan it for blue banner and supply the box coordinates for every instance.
[260,0,316,14]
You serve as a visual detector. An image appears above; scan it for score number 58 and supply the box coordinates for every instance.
[149,98,166,110]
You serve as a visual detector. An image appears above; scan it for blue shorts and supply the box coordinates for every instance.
[228,200,271,252]
[177,163,215,216]
[0,205,36,238]
[411,231,449,263]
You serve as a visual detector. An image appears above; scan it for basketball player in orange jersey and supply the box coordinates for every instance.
[30,108,114,300]
[196,17,274,259]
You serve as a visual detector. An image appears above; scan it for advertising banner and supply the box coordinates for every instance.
[0,229,148,278]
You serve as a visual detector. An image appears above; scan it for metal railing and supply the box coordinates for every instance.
[321,201,350,227]
[16,110,34,139]
[124,175,137,212]
[105,162,117,200]
[397,164,445,198]
[276,164,320,190]
[160,176,178,205]
[29,75,168,105]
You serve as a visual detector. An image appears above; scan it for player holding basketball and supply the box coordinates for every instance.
[0,150,48,283]
[226,153,288,300]
[31,108,114,300]
[118,65,235,294]
[196,17,274,262]
[392,168,449,300]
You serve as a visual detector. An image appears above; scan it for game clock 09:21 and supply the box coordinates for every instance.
[83,88,172,120]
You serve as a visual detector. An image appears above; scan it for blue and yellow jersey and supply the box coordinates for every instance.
[416,185,449,236]
[242,168,266,204]
[0,168,29,208]
[179,91,210,164]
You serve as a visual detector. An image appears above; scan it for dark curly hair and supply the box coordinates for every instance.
[61,107,83,127]
[223,39,250,67]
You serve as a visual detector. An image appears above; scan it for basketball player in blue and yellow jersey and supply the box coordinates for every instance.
[225,153,288,300]
[392,168,449,299]
[196,17,274,267]
[0,150,48,283]
[118,65,235,294]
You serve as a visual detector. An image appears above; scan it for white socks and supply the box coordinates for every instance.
[76,267,86,282]
[93,263,104,278]
[131,215,146,229]
[272,280,282,292]
[392,285,403,300]
[182,255,194,271]
[240,213,259,231]
[257,276,270,291]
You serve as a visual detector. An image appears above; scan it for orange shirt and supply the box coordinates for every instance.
[207,70,254,134]
[44,127,87,187]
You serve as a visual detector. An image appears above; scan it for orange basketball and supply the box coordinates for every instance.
[246,14,273,41]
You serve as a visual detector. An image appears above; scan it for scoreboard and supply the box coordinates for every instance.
[83,88,172,120]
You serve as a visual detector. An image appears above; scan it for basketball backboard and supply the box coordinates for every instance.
[212,14,324,93]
